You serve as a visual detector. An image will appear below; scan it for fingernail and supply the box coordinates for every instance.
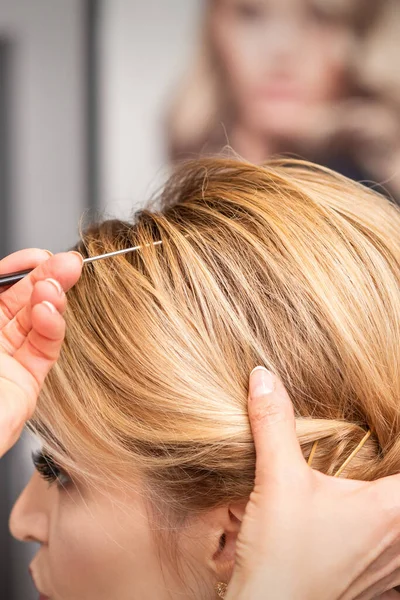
[41,300,57,314]
[250,366,275,397]
[42,249,53,257]
[69,250,84,265]
[45,278,63,296]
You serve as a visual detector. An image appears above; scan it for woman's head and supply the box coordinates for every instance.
[167,0,395,160]
[10,158,400,599]
[209,0,357,139]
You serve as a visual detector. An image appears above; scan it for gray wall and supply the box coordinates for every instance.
[98,0,201,218]
[0,0,87,252]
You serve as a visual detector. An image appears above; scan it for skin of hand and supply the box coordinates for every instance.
[0,248,83,458]
[225,367,400,600]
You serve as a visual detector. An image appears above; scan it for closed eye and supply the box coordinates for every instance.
[32,450,72,489]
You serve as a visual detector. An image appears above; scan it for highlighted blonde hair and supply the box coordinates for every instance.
[32,158,400,521]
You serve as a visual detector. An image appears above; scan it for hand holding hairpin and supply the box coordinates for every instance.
[0,240,163,288]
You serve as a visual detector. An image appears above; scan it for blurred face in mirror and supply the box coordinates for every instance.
[210,0,353,141]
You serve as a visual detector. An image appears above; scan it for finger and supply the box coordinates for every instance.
[0,248,53,274]
[0,279,67,355]
[248,366,306,484]
[352,567,400,600]
[0,251,82,327]
[13,300,66,398]
[0,248,53,293]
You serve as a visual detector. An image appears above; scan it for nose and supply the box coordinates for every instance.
[9,472,51,544]
[262,17,304,60]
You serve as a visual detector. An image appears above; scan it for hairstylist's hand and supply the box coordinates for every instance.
[0,248,83,459]
[225,367,400,600]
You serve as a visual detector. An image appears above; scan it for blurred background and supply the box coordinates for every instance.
[0,1,399,598]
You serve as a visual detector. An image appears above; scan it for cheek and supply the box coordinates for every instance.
[301,29,352,102]
[46,492,163,600]
[212,17,262,90]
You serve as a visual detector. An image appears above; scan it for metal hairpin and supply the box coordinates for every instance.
[0,239,164,288]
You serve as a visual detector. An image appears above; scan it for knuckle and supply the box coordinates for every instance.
[0,314,29,354]
[13,314,30,339]
[0,332,15,355]
[0,296,14,322]
[250,398,286,432]
[26,336,60,363]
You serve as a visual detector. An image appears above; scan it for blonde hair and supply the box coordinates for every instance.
[167,0,399,160]
[32,158,400,524]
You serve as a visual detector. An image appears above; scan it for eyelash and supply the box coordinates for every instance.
[32,450,71,489]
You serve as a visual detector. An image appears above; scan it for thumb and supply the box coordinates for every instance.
[248,366,306,484]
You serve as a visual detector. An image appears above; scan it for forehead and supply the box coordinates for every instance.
[217,0,351,14]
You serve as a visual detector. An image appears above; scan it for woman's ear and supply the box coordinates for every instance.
[228,501,247,523]
[206,500,249,582]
